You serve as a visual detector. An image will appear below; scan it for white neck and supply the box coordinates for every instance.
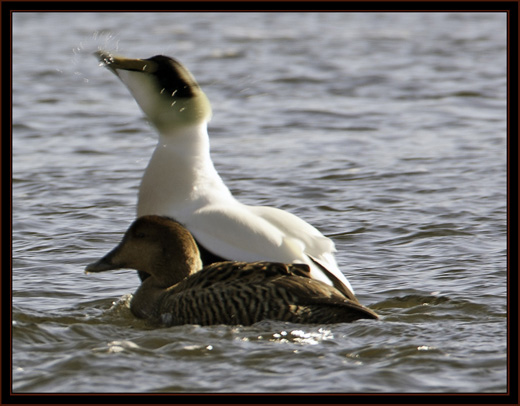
[137,122,234,219]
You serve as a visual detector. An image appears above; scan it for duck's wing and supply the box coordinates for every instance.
[249,262,378,321]
[249,205,336,258]
[157,261,376,326]
[269,267,379,321]
[307,255,358,303]
[157,261,298,325]
[187,204,291,262]
[186,203,354,294]
[170,261,304,291]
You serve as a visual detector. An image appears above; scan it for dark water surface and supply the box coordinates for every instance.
[12,12,507,393]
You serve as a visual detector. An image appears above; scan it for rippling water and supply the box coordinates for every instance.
[12,12,507,394]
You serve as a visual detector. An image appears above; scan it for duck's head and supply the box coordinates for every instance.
[96,51,212,131]
[85,215,203,288]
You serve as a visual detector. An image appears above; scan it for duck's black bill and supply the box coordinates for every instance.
[85,257,118,273]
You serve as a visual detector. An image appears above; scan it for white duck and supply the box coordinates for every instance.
[95,52,356,298]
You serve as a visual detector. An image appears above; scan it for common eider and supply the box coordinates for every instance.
[86,216,378,326]
[95,51,356,299]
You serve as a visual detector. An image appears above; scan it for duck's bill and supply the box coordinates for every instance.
[94,50,158,73]
[85,236,130,274]
[85,256,119,273]
[85,244,123,273]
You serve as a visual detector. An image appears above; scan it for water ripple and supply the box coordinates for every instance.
[12,11,507,394]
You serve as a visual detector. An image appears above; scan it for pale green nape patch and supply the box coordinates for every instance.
[117,69,212,132]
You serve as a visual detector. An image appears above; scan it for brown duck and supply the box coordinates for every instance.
[86,215,378,326]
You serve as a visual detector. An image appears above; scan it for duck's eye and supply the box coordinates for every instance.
[135,231,146,239]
